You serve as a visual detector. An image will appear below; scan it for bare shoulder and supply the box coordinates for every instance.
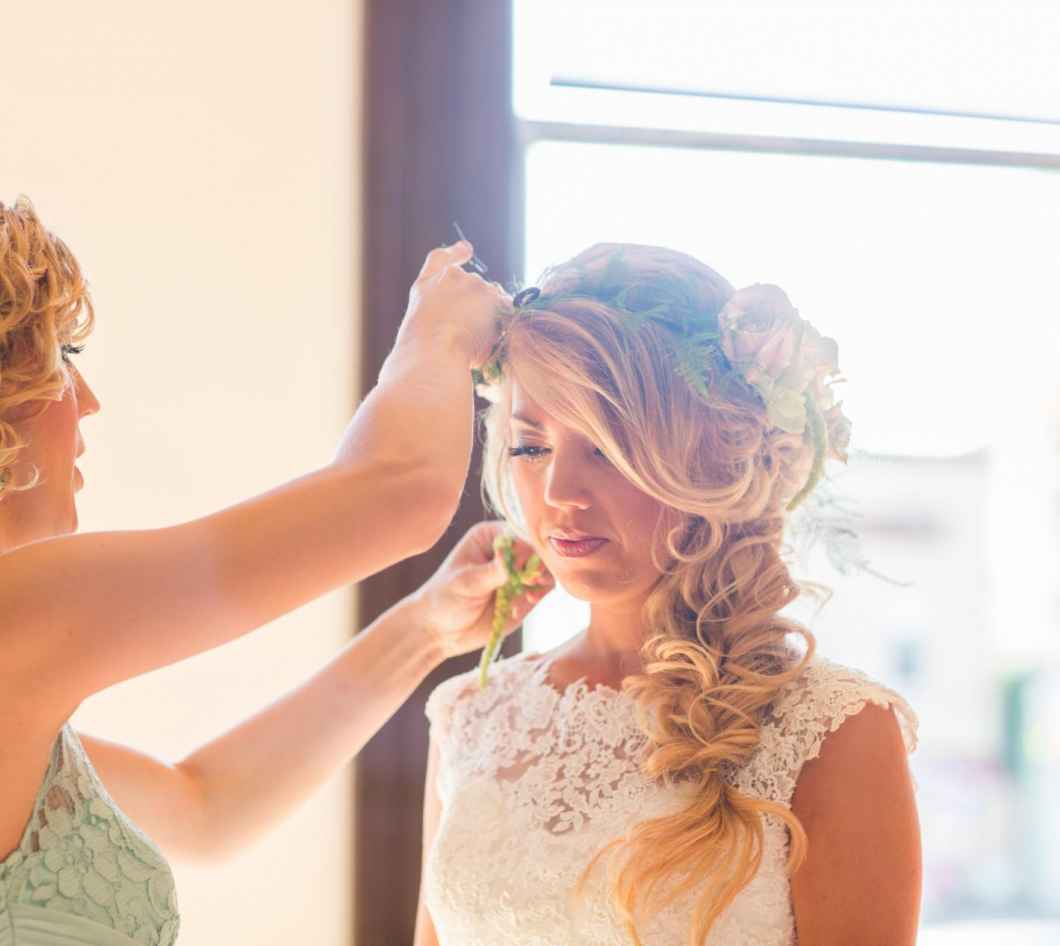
[791,702,911,818]
[0,543,67,675]
[0,545,83,723]
[789,702,921,946]
[0,549,87,858]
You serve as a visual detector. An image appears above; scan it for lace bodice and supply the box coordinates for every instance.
[423,650,917,946]
[0,724,179,946]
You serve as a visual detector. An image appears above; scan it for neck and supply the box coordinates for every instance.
[576,599,650,675]
[0,504,55,555]
[0,516,20,555]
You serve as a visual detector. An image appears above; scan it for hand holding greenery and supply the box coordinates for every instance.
[405,522,551,670]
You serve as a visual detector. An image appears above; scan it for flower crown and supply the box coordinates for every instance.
[471,277,851,513]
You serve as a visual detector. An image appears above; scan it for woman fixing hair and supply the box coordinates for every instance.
[0,197,553,946]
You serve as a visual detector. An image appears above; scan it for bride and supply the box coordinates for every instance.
[414,243,921,946]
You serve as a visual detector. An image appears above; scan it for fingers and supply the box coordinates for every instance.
[510,541,550,583]
[488,280,513,307]
[418,241,473,281]
[470,542,555,593]
[453,555,509,598]
[459,520,507,566]
[450,542,553,602]
[501,582,552,631]
[523,583,552,607]
[457,521,554,589]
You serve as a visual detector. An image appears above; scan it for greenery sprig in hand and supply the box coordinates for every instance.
[406,522,553,673]
[479,532,543,688]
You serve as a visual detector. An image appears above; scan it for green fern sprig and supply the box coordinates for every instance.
[672,344,713,404]
[479,533,543,688]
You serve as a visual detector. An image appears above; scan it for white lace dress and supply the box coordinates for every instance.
[423,649,918,946]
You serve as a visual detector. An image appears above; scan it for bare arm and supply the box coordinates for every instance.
[75,733,207,863]
[789,704,922,946]
[2,389,456,716]
[0,245,504,719]
[80,595,442,864]
[78,523,550,866]
[414,737,443,946]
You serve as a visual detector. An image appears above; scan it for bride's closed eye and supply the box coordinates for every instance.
[508,444,609,463]
[508,444,548,462]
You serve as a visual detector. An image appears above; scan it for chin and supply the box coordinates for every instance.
[561,564,659,604]
[557,574,625,604]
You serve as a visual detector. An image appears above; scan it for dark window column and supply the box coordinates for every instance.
[356,2,517,943]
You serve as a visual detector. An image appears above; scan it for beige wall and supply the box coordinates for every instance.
[2,3,361,944]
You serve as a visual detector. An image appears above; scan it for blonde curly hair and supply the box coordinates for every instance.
[0,197,94,499]
[480,244,819,945]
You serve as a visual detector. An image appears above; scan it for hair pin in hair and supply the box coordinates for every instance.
[451,222,488,275]
[512,286,540,307]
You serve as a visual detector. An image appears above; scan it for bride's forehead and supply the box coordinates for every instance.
[508,382,581,436]
[508,381,541,417]
[509,382,557,423]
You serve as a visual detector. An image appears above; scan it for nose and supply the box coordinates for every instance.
[543,451,593,511]
[73,366,101,418]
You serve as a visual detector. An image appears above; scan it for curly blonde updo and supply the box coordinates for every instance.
[0,197,94,499]
[480,244,818,945]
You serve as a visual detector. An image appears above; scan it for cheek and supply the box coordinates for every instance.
[28,401,80,471]
[612,486,666,549]
[509,464,542,522]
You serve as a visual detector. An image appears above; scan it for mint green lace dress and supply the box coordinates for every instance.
[0,724,180,946]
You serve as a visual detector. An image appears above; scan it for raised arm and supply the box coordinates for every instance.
[0,243,507,717]
[76,523,551,869]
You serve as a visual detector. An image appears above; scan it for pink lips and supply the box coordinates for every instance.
[549,536,608,558]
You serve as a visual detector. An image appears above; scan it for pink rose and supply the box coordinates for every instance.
[787,322,839,396]
[719,284,802,387]
[719,284,842,435]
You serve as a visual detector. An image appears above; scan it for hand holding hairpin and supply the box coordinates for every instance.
[452,222,488,275]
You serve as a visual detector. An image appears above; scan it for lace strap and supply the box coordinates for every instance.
[738,658,919,805]
[425,670,475,736]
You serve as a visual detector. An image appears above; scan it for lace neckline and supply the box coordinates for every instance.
[524,650,627,702]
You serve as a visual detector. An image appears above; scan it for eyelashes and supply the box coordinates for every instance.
[508,445,548,463]
[508,444,609,464]
[61,344,85,362]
